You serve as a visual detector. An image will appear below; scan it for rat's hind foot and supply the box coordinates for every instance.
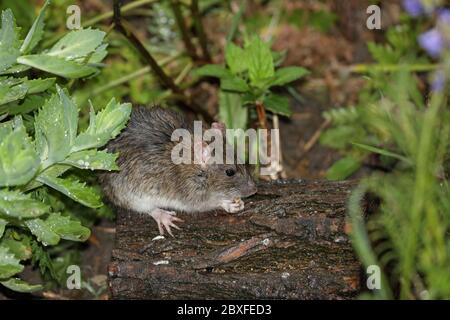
[220,198,244,213]
[149,208,183,237]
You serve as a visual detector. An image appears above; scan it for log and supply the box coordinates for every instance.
[108,180,364,299]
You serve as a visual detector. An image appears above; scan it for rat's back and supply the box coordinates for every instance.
[98,106,189,211]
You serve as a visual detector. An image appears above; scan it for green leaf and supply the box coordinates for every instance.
[0,9,21,72]
[72,99,131,152]
[219,91,247,130]
[45,213,90,242]
[0,64,30,75]
[24,218,60,246]
[193,64,232,79]
[26,77,55,94]
[0,278,42,292]
[263,93,292,117]
[20,0,50,54]
[0,116,40,187]
[63,150,119,171]
[0,77,55,106]
[88,43,108,64]
[269,66,309,87]
[0,94,48,116]
[246,36,274,88]
[34,86,78,166]
[17,54,98,79]
[36,175,102,208]
[0,77,27,105]
[0,189,49,219]
[351,142,411,164]
[225,42,247,74]
[326,156,361,180]
[47,28,106,61]
[0,246,23,278]
[0,239,32,260]
[0,219,7,238]
[221,76,250,93]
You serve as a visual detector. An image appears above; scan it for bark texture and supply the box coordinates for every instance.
[108,180,364,299]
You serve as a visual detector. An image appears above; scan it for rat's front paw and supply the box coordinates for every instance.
[150,208,183,237]
[220,198,244,213]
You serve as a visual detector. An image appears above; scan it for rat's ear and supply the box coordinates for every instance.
[211,122,226,134]
[194,140,211,168]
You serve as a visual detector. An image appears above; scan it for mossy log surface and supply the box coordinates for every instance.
[108,180,364,299]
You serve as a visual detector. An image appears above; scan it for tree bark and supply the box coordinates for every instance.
[108,179,364,299]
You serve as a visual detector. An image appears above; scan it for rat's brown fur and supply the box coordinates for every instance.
[99,106,256,218]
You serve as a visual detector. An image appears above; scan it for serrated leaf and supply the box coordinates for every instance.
[26,77,55,94]
[72,99,131,152]
[269,66,309,87]
[326,156,361,180]
[45,213,90,242]
[0,246,23,278]
[263,93,292,117]
[0,77,27,105]
[17,54,98,79]
[0,64,30,75]
[0,189,49,219]
[0,77,55,106]
[0,94,48,116]
[0,239,32,260]
[246,36,274,88]
[0,9,21,72]
[36,175,102,208]
[0,278,42,292]
[24,219,60,246]
[0,116,40,186]
[87,43,108,64]
[20,0,50,54]
[225,42,247,74]
[193,64,232,79]
[34,87,78,166]
[63,150,119,171]
[48,28,106,60]
[221,76,249,93]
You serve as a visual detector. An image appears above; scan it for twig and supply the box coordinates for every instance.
[191,0,212,62]
[170,0,198,60]
[113,0,181,94]
[83,0,159,27]
[302,118,331,154]
[92,53,182,96]
[113,0,212,121]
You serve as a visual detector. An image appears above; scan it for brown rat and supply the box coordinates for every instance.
[99,106,257,236]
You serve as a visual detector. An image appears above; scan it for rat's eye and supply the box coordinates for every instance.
[226,169,235,177]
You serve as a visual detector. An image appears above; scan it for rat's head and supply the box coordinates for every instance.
[192,122,257,201]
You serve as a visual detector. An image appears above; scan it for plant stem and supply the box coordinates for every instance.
[170,0,198,60]
[191,0,211,62]
[113,0,212,122]
[83,0,159,27]
[113,1,181,94]
[255,101,268,129]
[92,53,182,96]
[350,63,438,73]
[226,0,246,43]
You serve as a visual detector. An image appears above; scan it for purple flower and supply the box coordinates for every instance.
[431,71,445,92]
[402,0,425,17]
[418,28,444,57]
[437,9,450,25]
